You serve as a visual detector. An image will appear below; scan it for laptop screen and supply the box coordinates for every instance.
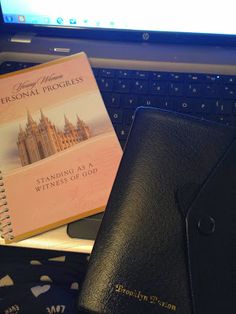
[1,0,236,44]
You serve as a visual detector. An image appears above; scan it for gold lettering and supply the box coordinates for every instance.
[150,295,158,304]
[142,295,148,302]
[114,284,177,312]
[171,305,177,311]
[115,284,124,293]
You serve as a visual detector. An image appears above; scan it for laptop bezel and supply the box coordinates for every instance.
[1,4,236,46]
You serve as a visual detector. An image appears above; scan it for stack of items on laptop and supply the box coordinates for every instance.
[0,1,236,313]
[1,0,236,242]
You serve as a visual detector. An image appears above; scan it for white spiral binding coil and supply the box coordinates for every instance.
[0,171,14,241]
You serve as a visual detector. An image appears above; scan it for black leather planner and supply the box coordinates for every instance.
[77,107,236,314]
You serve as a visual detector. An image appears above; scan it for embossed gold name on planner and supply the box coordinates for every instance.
[115,284,177,312]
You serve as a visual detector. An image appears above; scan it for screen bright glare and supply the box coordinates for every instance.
[1,0,236,35]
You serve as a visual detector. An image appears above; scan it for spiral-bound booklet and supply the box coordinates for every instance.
[0,52,122,243]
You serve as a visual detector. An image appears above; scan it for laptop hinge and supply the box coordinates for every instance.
[10,33,36,44]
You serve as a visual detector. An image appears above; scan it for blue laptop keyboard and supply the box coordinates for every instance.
[1,61,236,147]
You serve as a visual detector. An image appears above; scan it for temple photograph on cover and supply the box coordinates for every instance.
[18,109,91,167]
[0,93,114,173]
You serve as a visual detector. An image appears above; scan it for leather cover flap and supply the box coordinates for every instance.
[187,140,236,314]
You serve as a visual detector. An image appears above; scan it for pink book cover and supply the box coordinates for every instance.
[0,52,122,243]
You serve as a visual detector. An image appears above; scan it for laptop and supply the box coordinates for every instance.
[1,0,236,251]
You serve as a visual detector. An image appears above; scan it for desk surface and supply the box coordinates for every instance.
[0,225,94,254]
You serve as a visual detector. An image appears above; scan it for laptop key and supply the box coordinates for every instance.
[123,95,139,108]
[150,72,169,81]
[214,100,233,115]
[133,70,149,80]
[186,83,203,97]
[203,83,219,98]
[123,109,135,125]
[116,70,134,78]
[154,97,173,110]
[107,108,123,124]
[139,96,158,107]
[169,82,184,96]
[132,80,149,94]
[102,93,120,107]
[100,69,115,78]
[114,79,131,93]
[174,98,194,113]
[97,77,114,92]
[149,81,168,95]
[114,125,130,141]
[222,75,236,84]
[186,73,206,82]
[222,85,236,99]
[191,98,214,114]
[168,72,186,81]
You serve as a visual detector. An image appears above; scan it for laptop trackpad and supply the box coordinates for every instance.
[67,213,103,240]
